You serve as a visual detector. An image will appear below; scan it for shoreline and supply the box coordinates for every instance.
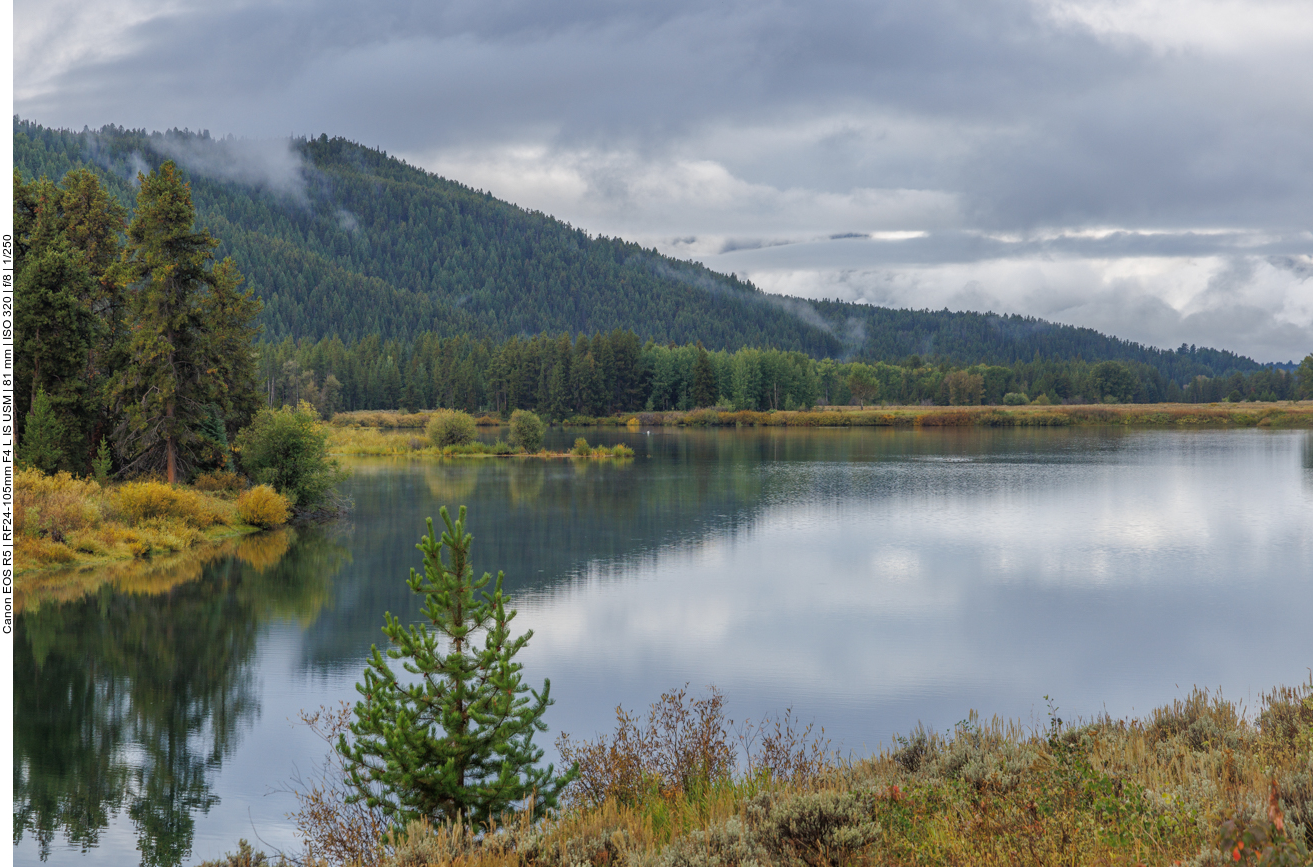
[330,401,1313,434]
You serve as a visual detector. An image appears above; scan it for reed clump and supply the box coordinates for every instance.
[269,680,1313,867]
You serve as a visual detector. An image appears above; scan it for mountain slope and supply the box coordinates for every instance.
[14,119,1265,381]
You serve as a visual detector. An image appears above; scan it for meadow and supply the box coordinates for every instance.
[207,680,1313,867]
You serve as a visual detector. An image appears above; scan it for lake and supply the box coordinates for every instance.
[13,426,1313,866]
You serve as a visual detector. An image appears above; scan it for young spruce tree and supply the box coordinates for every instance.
[339,506,573,827]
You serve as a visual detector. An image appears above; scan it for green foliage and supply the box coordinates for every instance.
[425,409,477,448]
[1297,355,1313,399]
[19,390,65,474]
[107,160,263,482]
[507,410,545,453]
[1002,391,1029,405]
[14,120,1273,385]
[691,347,718,408]
[91,438,113,483]
[338,507,573,827]
[234,403,346,510]
[1090,360,1138,403]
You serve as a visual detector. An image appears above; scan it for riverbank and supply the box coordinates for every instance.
[330,402,1313,433]
[208,679,1313,867]
[326,425,635,458]
[14,468,290,579]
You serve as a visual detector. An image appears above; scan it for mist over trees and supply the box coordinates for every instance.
[14,119,1281,386]
[14,160,263,480]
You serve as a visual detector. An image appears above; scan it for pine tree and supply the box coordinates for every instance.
[339,507,573,827]
[109,161,259,482]
[692,346,718,408]
[19,389,66,474]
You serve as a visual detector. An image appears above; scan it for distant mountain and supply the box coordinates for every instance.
[14,119,1265,381]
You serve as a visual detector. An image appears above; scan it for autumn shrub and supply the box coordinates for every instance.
[426,409,477,448]
[557,685,833,808]
[288,704,391,867]
[572,437,592,456]
[113,480,230,528]
[14,468,103,540]
[193,470,246,494]
[236,485,292,528]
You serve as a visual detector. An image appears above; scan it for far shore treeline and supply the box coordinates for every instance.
[259,330,1312,421]
[13,120,1313,481]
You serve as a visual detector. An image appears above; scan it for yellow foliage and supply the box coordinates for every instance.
[236,485,292,528]
[114,481,232,528]
[234,528,295,570]
[15,468,103,537]
[193,470,246,494]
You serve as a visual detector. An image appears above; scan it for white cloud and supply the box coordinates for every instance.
[731,252,1312,361]
[1036,0,1313,54]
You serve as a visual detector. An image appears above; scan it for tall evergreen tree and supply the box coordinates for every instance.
[109,161,260,482]
[692,346,718,408]
[13,175,102,464]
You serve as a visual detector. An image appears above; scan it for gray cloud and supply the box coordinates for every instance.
[15,0,1313,359]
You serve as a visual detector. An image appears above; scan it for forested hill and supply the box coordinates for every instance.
[14,119,1264,381]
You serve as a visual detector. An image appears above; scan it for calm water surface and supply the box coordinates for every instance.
[14,427,1313,866]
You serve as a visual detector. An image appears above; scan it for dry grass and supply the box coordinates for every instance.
[14,467,273,577]
[265,680,1313,867]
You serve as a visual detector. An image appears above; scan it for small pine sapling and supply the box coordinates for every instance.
[92,438,113,483]
[338,506,574,828]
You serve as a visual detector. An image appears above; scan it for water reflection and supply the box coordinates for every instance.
[13,529,350,866]
[14,428,1313,866]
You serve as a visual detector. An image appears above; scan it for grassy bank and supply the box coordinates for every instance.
[14,468,291,579]
[207,680,1313,867]
[325,425,635,458]
[329,402,1313,434]
[15,526,296,614]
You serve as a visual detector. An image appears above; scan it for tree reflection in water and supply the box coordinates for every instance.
[13,528,349,866]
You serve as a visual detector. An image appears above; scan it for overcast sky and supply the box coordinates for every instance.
[16,0,1313,361]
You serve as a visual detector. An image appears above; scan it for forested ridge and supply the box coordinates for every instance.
[14,118,1277,383]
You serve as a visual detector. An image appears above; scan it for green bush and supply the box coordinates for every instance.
[572,437,591,456]
[508,410,545,453]
[1002,392,1029,406]
[235,402,347,510]
[426,409,477,448]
